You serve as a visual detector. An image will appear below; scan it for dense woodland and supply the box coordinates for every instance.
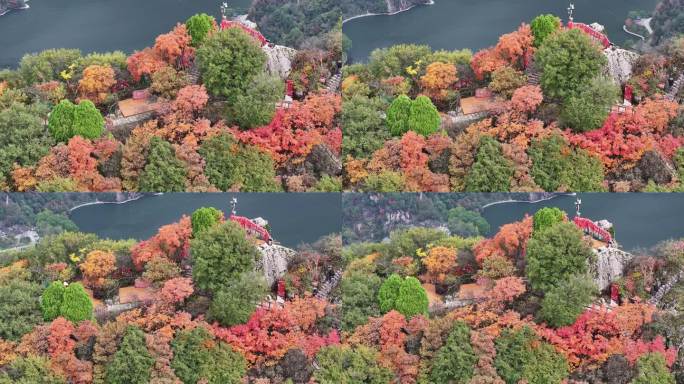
[0,12,343,192]
[338,206,684,383]
[0,206,344,383]
[248,0,426,48]
[341,11,684,192]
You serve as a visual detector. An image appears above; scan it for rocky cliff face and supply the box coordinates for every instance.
[258,243,297,285]
[263,44,297,80]
[604,47,639,85]
[591,247,633,290]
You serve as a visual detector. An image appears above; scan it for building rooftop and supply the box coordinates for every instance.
[117,97,161,118]
[460,96,505,115]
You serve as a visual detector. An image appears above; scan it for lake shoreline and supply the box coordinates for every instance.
[68,193,161,213]
[480,193,573,209]
[342,0,434,24]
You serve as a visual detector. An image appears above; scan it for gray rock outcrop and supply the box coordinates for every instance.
[604,47,639,85]
[263,44,297,79]
[258,243,297,285]
[591,247,634,290]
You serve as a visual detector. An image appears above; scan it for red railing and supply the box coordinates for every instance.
[573,216,612,243]
[220,19,268,46]
[229,215,272,243]
[567,21,611,49]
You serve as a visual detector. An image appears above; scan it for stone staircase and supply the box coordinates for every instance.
[666,73,684,101]
[187,63,200,85]
[325,73,342,93]
[648,270,684,306]
[525,61,540,86]
[315,269,342,300]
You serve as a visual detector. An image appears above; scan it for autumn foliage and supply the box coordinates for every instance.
[566,97,682,171]
[78,65,116,105]
[471,23,534,79]
[130,216,192,270]
[473,215,533,264]
[212,297,339,365]
[231,92,342,165]
[80,250,116,289]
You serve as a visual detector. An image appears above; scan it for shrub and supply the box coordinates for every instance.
[186,13,216,47]
[394,276,429,318]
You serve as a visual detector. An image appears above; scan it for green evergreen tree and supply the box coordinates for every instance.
[72,100,104,139]
[495,326,569,384]
[559,77,619,132]
[526,221,593,292]
[465,136,513,192]
[0,278,43,341]
[199,133,278,192]
[228,73,284,129]
[377,273,403,313]
[105,326,154,384]
[532,207,565,232]
[208,272,267,327]
[430,321,477,384]
[0,103,54,183]
[48,99,76,142]
[191,221,258,294]
[407,95,441,136]
[529,135,604,191]
[0,356,66,384]
[341,95,390,159]
[138,137,188,192]
[171,327,246,384]
[59,282,93,322]
[196,28,267,102]
[191,207,223,236]
[41,281,65,321]
[386,94,412,136]
[314,345,393,384]
[340,271,382,331]
[632,353,675,384]
[538,274,597,327]
[536,29,607,100]
[394,276,429,318]
[530,14,561,47]
[186,13,216,47]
